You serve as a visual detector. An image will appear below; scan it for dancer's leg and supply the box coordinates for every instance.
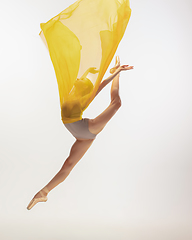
[33,139,94,198]
[88,72,121,135]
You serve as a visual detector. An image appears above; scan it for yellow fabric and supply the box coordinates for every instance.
[39,0,131,123]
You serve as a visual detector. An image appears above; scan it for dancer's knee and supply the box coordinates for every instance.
[61,157,75,171]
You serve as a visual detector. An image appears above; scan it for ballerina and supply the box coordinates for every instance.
[27,56,133,210]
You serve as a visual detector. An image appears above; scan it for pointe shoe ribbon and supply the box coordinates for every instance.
[27,190,48,210]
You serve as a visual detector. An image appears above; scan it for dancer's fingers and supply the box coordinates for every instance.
[120,65,134,71]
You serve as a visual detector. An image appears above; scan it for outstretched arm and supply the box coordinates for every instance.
[95,65,133,97]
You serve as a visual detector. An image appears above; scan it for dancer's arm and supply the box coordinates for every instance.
[95,65,133,97]
[80,67,99,80]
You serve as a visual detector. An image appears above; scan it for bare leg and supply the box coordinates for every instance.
[88,72,121,135]
[42,139,94,193]
[27,138,94,209]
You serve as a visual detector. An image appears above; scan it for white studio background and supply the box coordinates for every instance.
[0,0,192,239]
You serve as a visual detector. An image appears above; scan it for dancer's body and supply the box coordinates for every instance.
[27,56,133,210]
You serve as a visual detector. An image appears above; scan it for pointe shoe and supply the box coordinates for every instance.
[109,56,120,74]
[27,190,48,210]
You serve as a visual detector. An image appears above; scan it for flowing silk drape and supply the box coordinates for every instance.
[39,0,131,123]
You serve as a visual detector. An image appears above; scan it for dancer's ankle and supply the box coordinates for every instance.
[41,186,49,195]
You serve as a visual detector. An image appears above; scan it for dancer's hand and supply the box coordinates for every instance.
[87,67,99,74]
[88,67,99,74]
[118,65,134,71]
[80,67,99,80]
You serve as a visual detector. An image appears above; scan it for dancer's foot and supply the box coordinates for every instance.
[110,56,120,74]
[27,188,49,210]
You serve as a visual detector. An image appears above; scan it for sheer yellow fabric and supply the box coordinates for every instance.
[39,0,131,123]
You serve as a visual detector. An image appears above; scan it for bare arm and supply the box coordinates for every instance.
[95,69,120,96]
[95,65,133,97]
